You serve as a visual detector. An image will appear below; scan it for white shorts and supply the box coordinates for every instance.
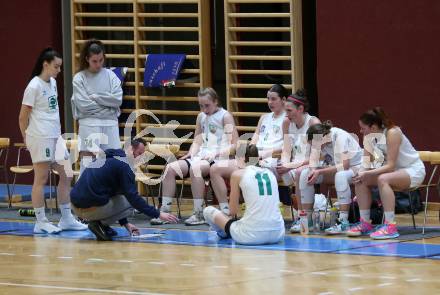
[26,135,69,164]
[403,161,426,188]
[230,222,285,245]
[78,124,120,153]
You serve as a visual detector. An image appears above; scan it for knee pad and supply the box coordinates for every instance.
[203,206,221,223]
[335,171,351,192]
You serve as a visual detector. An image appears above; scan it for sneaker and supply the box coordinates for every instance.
[58,216,88,231]
[184,211,206,226]
[150,209,171,225]
[290,219,301,233]
[370,222,399,240]
[34,220,62,234]
[88,221,112,241]
[325,219,350,235]
[346,219,374,237]
[102,224,118,237]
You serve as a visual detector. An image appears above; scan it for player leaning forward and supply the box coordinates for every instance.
[203,144,285,245]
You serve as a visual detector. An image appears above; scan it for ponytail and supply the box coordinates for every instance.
[360,107,394,129]
[30,47,61,81]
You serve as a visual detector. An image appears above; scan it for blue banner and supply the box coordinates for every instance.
[143,54,186,88]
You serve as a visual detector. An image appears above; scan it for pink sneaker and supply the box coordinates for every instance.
[346,219,374,237]
[370,222,399,240]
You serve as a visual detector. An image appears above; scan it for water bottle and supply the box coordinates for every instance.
[299,210,309,235]
[329,207,338,227]
[18,209,35,217]
[312,210,320,234]
[319,210,326,230]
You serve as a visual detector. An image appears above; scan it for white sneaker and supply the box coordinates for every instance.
[34,220,62,234]
[150,209,171,225]
[290,219,301,233]
[184,211,206,226]
[325,219,350,235]
[58,216,88,231]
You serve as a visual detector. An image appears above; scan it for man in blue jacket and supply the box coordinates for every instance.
[70,138,178,240]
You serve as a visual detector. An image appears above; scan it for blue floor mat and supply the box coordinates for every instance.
[1,221,440,259]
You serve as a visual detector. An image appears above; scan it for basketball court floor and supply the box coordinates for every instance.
[0,206,440,295]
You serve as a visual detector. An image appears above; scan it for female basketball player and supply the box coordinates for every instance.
[203,144,285,245]
[347,107,425,239]
[151,87,238,226]
[208,84,288,217]
[299,121,363,235]
[71,39,123,173]
[276,90,320,233]
[19,48,87,234]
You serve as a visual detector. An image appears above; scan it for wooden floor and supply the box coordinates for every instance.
[0,230,440,294]
[1,200,440,294]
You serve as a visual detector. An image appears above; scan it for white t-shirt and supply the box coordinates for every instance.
[22,76,61,138]
[236,166,285,231]
[256,112,285,151]
[321,127,362,167]
[288,113,316,163]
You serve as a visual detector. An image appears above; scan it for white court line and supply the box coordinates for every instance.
[348,287,364,291]
[344,274,361,278]
[29,254,44,257]
[377,283,393,287]
[57,256,73,259]
[117,260,133,263]
[382,276,396,280]
[0,282,168,295]
[406,278,421,282]
[0,253,15,256]
[213,265,228,269]
[179,263,195,267]
[318,292,334,295]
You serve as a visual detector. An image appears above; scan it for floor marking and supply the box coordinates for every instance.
[57,256,73,259]
[406,278,421,282]
[213,265,228,269]
[117,260,133,263]
[377,282,393,287]
[348,287,364,291]
[180,263,195,267]
[311,272,328,276]
[29,254,44,257]
[0,253,15,256]
[280,270,294,273]
[344,274,361,278]
[381,276,396,279]
[318,292,334,295]
[244,267,260,271]
[0,282,168,295]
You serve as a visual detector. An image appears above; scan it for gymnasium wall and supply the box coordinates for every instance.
[0,0,63,176]
[316,0,440,200]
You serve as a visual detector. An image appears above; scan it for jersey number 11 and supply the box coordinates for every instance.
[255,173,272,196]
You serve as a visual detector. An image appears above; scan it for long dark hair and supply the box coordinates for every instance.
[360,107,395,129]
[79,39,105,71]
[306,120,333,141]
[30,47,61,81]
[268,84,288,100]
[286,89,310,112]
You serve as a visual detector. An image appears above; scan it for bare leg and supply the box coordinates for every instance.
[210,159,238,204]
[161,160,189,198]
[31,162,50,208]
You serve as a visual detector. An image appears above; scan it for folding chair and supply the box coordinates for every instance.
[0,138,11,206]
[10,143,57,213]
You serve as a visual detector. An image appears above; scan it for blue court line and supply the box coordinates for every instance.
[1,221,439,259]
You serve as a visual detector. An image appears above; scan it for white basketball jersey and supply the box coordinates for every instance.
[237,166,285,231]
[288,113,315,162]
[368,127,422,169]
[321,127,362,167]
[198,108,229,158]
[256,112,286,151]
